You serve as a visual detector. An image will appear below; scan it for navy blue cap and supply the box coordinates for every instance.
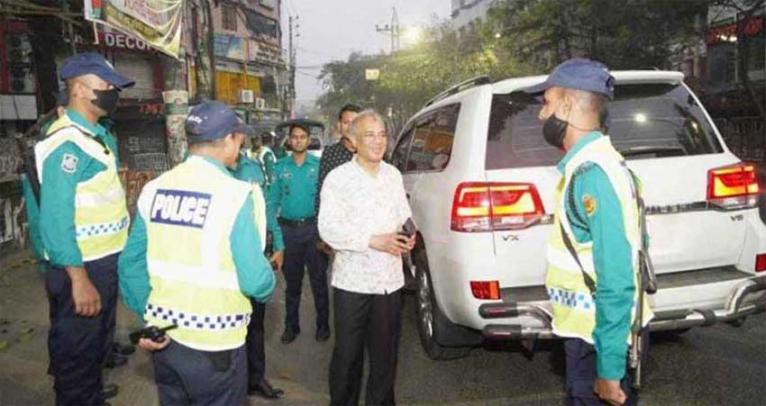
[185,101,247,142]
[60,52,135,89]
[522,58,615,99]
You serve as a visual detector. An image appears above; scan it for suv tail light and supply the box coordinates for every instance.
[756,254,766,273]
[470,281,501,300]
[451,182,545,232]
[707,163,760,210]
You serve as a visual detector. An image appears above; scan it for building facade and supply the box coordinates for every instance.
[210,0,288,125]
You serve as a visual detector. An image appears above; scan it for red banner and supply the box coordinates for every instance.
[707,16,764,45]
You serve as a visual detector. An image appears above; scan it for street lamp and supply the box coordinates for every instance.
[402,26,422,46]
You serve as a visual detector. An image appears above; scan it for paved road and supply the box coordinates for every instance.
[1,249,765,405]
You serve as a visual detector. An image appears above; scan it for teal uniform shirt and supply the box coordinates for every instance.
[268,154,320,221]
[118,155,276,319]
[39,109,119,268]
[231,153,285,252]
[558,131,636,380]
[20,175,45,268]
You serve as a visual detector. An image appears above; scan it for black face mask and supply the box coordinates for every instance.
[90,88,120,115]
[542,113,568,150]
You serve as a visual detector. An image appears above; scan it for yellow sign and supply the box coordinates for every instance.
[85,0,184,59]
[365,69,380,81]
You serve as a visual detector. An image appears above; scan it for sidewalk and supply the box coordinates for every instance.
[0,249,328,405]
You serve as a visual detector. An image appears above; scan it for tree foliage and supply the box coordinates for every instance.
[317,23,525,131]
[483,0,708,71]
[317,0,764,127]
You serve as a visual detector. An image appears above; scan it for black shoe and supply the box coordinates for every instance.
[102,384,119,400]
[113,341,135,356]
[280,327,299,344]
[104,353,128,369]
[249,379,284,399]
[315,325,330,342]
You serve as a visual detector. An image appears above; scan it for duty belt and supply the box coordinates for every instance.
[278,217,316,227]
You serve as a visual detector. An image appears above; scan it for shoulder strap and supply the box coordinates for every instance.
[22,125,78,203]
[559,220,597,296]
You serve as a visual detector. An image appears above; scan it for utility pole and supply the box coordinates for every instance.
[203,0,217,99]
[288,15,298,118]
[375,7,400,54]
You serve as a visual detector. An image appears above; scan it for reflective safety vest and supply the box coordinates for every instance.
[138,156,254,351]
[34,115,129,262]
[545,136,653,344]
[246,146,275,182]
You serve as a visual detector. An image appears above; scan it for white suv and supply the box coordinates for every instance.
[390,71,766,360]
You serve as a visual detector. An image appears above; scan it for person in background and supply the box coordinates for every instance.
[246,132,277,185]
[232,126,285,399]
[316,104,361,214]
[269,121,329,344]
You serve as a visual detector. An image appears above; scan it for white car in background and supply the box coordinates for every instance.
[390,72,766,359]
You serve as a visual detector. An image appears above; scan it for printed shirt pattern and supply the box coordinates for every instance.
[318,158,412,294]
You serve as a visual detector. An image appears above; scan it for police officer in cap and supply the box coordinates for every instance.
[521,58,652,406]
[35,51,134,405]
[119,101,276,405]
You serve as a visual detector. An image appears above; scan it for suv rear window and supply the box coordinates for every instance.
[485,83,723,169]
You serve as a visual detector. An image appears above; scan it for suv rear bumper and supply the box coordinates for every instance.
[479,276,766,340]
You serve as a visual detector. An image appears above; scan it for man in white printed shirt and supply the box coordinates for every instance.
[318,110,415,406]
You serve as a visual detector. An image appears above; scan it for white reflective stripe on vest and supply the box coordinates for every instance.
[546,244,595,275]
[147,259,241,290]
[35,124,116,181]
[76,187,126,207]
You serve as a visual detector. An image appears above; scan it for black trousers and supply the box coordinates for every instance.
[152,341,247,406]
[564,334,647,406]
[246,299,266,384]
[282,223,329,331]
[45,253,119,406]
[329,288,402,406]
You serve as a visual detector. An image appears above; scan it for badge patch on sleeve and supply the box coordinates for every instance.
[61,153,79,173]
[582,194,597,217]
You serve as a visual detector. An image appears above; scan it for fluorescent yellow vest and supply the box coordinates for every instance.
[545,136,653,344]
[138,156,254,351]
[34,115,129,262]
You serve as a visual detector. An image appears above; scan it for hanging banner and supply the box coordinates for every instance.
[84,0,184,59]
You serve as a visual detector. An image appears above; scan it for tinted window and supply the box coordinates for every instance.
[486,84,723,169]
[391,125,414,171]
[405,104,460,173]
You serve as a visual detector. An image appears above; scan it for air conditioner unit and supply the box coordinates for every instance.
[255,97,266,110]
[238,89,255,104]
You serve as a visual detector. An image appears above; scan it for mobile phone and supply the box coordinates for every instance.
[399,218,417,238]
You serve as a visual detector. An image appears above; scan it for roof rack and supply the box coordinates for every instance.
[423,75,491,108]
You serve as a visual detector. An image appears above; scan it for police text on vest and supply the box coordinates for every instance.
[150,189,212,228]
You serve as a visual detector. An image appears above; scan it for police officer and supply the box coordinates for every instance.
[245,132,277,185]
[118,101,275,405]
[521,58,652,406]
[269,122,329,343]
[232,127,285,399]
[35,52,134,405]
